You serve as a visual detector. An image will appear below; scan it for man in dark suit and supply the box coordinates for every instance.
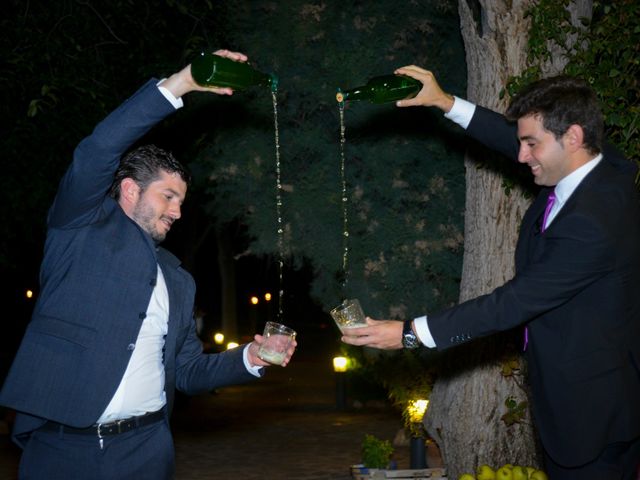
[342,67,640,478]
[0,50,296,479]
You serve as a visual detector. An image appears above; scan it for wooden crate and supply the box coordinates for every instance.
[352,467,446,480]
[384,468,446,479]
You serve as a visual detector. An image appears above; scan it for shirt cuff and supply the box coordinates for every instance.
[156,79,184,110]
[242,344,264,377]
[444,96,475,130]
[413,315,436,348]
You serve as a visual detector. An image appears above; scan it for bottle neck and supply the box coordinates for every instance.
[336,86,368,103]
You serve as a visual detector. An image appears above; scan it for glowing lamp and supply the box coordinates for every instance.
[226,342,239,350]
[213,333,224,345]
[250,296,259,305]
[407,399,429,423]
[264,292,272,302]
[332,356,348,373]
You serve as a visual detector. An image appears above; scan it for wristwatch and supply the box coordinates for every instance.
[402,320,420,349]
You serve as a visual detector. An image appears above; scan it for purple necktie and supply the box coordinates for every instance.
[541,190,557,233]
[524,189,556,351]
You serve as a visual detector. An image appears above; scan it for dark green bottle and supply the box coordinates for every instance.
[336,74,421,104]
[191,52,278,92]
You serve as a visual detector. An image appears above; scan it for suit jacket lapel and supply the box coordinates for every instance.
[543,155,611,229]
[156,248,183,367]
[515,155,614,272]
[515,187,552,271]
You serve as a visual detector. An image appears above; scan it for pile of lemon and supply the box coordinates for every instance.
[458,464,548,480]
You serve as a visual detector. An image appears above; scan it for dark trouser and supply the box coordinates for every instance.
[18,419,174,480]
[544,436,640,480]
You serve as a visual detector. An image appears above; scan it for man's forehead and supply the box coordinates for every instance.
[151,171,187,193]
[517,113,547,137]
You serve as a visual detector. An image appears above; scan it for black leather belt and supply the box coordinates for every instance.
[42,409,164,436]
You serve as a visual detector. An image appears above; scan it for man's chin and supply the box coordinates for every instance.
[151,231,167,243]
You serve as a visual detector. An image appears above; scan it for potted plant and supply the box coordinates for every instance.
[351,434,395,479]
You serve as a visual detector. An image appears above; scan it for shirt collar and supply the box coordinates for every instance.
[553,153,603,206]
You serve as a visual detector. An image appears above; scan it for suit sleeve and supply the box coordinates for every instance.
[465,106,520,161]
[174,321,258,395]
[47,79,177,229]
[428,189,614,350]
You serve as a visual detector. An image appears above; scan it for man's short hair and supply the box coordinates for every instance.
[506,75,604,155]
[109,145,191,199]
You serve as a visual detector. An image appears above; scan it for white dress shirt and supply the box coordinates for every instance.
[413,97,602,348]
[98,266,169,422]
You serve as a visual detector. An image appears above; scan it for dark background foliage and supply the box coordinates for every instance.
[1,0,467,325]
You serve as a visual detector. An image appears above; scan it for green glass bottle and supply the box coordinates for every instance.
[336,74,421,104]
[191,52,278,92]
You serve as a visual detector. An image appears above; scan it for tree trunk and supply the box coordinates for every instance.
[423,1,592,476]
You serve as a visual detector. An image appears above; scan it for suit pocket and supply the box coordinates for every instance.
[561,349,625,384]
[28,315,96,348]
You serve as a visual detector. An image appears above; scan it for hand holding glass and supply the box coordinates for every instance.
[258,321,297,365]
[330,299,367,333]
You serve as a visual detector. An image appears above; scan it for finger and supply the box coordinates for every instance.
[208,87,234,96]
[213,49,248,62]
[397,97,425,108]
[395,65,430,78]
[341,334,370,346]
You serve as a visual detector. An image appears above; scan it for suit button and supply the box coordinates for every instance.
[127,343,135,351]
[139,313,146,320]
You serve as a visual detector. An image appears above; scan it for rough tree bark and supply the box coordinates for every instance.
[423,1,592,476]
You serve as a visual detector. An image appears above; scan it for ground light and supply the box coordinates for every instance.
[332,356,349,410]
[213,333,224,345]
[407,399,429,469]
[226,342,239,350]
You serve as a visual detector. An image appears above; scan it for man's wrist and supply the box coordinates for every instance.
[243,344,263,377]
[156,79,184,110]
[402,320,421,349]
[413,316,436,348]
[444,96,476,130]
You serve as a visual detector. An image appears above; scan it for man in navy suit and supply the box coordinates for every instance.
[342,67,640,478]
[0,50,296,479]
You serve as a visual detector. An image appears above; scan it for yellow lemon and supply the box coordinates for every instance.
[476,464,496,480]
[525,466,537,478]
[495,466,513,480]
[511,466,528,480]
[459,474,476,480]
[530,471,548,480]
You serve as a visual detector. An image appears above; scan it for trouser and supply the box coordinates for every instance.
[544,436,640,480]
[18,418,174,479]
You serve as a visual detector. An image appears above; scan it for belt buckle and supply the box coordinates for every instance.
[97,423,105,449]
[116,418,126,434]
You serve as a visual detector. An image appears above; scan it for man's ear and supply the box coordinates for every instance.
[564,124,585,152]
[119,178,140,207]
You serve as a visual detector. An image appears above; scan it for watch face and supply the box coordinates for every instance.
[403,332,419,349]
[402,321,419,349]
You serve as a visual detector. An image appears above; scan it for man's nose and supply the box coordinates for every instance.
[517,145,529,164]
[169,203,181,220]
